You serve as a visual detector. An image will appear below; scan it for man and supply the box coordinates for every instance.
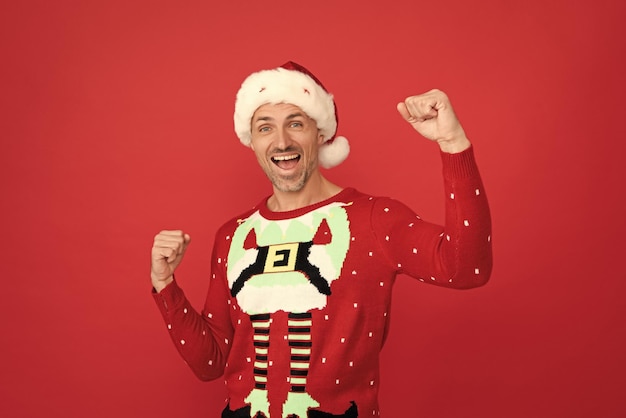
[151,61,492,418]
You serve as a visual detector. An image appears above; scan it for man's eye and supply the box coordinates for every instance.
[259,126,270,132]
[290,122,303,128]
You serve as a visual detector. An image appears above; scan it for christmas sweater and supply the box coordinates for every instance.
[153,146,492,418]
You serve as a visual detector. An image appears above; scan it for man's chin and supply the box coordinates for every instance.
[263,166,311,193]
[271,175,307,193]
[273,181,306,193]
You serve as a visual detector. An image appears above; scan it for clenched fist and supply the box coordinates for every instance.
[151,230,191,292]
[397,89,471,153]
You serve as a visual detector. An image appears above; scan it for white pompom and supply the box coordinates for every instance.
[318,136,350,169]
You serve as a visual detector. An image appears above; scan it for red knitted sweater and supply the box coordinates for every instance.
[153,146,492,417]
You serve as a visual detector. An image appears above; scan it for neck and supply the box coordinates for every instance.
[267,172,342,212]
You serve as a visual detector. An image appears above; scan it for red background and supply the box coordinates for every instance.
[1,1,625,417]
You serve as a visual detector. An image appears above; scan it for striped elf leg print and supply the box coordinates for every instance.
[282,312,320,416]
[250,313,271,390]
[288,312,313,392]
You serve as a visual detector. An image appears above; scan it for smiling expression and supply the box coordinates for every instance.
[250,103,324,193]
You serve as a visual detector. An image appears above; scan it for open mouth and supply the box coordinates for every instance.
[271,153,301,170]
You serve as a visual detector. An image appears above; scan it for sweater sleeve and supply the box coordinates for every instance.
[152,235,234,381]
[372,145,492,289]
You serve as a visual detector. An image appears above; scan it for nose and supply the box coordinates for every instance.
[274,126,293,150]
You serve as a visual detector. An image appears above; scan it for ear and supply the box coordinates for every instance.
[317,132,325,145]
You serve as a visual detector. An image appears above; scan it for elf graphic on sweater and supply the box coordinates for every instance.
[227,201,351,418]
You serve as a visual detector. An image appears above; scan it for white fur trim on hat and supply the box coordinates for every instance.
[319,136,349,169]
[233,65,350,168]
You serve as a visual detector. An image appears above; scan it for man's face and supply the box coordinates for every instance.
[250,103,324,193]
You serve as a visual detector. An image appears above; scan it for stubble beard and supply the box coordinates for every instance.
[264,154,318,193]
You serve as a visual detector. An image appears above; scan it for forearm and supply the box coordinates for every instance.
[438,145,492,288]
[153,279,231,380]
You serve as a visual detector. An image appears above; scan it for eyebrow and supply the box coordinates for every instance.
[253,113,305,123]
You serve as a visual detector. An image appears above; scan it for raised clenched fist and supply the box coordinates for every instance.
[397,89,470,153]
[150,230,191,292]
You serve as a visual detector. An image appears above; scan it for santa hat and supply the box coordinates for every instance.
[233,61,350,169]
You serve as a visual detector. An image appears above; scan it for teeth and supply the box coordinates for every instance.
[272,154,299,161]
